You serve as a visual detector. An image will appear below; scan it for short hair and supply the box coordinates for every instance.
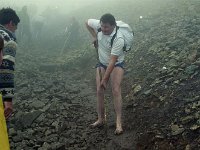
[0,8,20,25]
[100,13,116,26]
[0,36,4,51]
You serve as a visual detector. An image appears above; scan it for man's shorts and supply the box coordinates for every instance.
[96,61,125,70]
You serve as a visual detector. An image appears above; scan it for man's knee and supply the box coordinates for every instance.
[112,86,121,97]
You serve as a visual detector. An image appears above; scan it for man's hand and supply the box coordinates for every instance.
[4,101,13,119]
[100,55,118,90]
[100,78,108,90]
[93,38,98,49]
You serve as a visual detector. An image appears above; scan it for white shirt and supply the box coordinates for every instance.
[88,19,125,66]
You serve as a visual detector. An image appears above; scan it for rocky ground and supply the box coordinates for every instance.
[7,1,200,149]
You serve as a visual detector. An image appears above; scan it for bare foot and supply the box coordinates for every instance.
[114,128,123,135]
[90,120,104,128]
[115,122,123,135]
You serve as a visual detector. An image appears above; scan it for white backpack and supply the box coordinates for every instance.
[97,20,134,51]
[116,21,134,51]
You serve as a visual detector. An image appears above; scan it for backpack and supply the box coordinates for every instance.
[98,21,134,52]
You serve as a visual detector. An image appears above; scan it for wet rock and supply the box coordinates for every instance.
[184,65,199,75]
[181,116,195,124]
[18,110,43,128]
[38,142,51,150]
[51,121,59,131]
[190,124,200,131]
[159,96,166,101]
[12,132,23,143]
[173,80,180,84]
[9,128,17,136]
[165,77,174,84]
[192,101,200,109]
[29,100,45,109]
[183,96,200,103]
[185,144,191,150]
[33,87,46,93]
[155,134,165,139]
[171,124,185,136]
[166,40,182,49]
[35,113,46,124]
[166,59,179,67]
[188,49,197,63]
[143,89,152,95]
[197,119,200,125]
[133,85,142,94]
[51,143,65,150]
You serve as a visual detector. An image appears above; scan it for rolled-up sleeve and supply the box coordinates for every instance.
[87,19,100,33]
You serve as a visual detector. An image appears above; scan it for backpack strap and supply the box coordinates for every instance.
[97,28,101,32]
[97,26,119,48]
[110,26,119,48]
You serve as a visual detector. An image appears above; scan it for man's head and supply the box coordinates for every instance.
[100,13,116,35]
[0,36,4,65]
[0,8,20,33]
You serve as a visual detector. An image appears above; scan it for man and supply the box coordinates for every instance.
[0,8,20,119]
[86,13,125,134]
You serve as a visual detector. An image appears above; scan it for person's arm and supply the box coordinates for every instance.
[85,21,97,40]
[4,101,13,119]
[85,22,98,48]
[0,40,17,119]
[100,37,124,89]
[100,55,118,89]
[85,19,100,48]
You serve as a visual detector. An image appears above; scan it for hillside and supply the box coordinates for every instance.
[8,0,200,149]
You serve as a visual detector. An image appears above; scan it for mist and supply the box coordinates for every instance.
[0,0,200,149]
[1,0,103,15]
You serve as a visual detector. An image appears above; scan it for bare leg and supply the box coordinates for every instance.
[91,67,106,127]
[110,67,124,134]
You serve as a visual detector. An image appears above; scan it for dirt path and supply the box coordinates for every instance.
[10,58,138,150]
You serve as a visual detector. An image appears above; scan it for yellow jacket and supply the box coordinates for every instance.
[0,94,10,150]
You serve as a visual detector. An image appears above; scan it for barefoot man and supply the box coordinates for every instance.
[86,13,125,134]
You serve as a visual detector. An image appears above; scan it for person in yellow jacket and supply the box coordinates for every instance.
[0,35,10,150]
[0,94,10,150]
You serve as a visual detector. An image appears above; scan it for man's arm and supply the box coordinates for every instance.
[86,19,101,48]
[100,55,118,89]
[0,40,17,119]
[85,20,98,48]
[100,37,124,89]
[85,21,97,40]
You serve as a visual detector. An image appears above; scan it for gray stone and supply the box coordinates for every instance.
[181,116,195,124]
[133,85,142,94]
[143,89,152,95]
[9,128,17,136]
[29,100,45,109]
[184,65,199,75]
[171,124,185,136]
[20,110,43,128]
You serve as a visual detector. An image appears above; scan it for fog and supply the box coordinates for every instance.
[1,0,200,149]
[1,0,103,14]
[0,0,194,52]
[1,0,199,54]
